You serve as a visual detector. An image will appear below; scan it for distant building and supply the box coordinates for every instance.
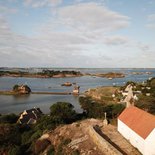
[13,84,31,94]
[17,107,43,125]
[73,85,80,95]
[122,84,135,107]
[118,106,155,155]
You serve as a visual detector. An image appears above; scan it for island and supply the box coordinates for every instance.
[0,84,31,95]
[91,72,125,79]
[0,69,126,79]
[0,70,83,78]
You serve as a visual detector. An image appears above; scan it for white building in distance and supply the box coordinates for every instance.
[118,106,155,155]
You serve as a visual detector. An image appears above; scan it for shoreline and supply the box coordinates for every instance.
[0,73,126,79]
[0,74,83,78]
[0,91,80,96]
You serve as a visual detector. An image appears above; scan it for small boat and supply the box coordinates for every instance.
[61,82,72,86]
[108,77,113,80]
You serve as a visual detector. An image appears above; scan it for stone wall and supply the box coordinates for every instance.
[88,126,123,155]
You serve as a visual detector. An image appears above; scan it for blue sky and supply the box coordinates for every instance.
[0,0,155,67]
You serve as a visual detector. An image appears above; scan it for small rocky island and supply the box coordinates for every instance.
[12,84,31,94]
[92,72,125,79]
[0,84,31,95]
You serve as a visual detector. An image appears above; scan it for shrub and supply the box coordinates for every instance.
[50,102,76,123]
[8,145,21,155]
[0,113,18,124]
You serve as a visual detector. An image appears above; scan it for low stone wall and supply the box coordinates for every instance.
[88,126,123,155]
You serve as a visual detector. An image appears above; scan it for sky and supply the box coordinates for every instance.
[0,0,155,68]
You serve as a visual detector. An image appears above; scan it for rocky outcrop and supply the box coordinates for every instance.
[93,72,125,79]
[85,86,120,103]
[13,84,31,94]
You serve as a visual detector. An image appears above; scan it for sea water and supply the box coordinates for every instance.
[0,68,154,114]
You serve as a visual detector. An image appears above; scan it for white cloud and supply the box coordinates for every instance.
[104,35,129,45]
[56,2,129,33]
[24,0,63,8]
[3,1,155,67]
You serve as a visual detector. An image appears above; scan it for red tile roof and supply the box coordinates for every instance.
[118,106,155,139]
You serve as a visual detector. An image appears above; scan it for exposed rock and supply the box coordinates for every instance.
[13,84,31,94]
[93,72,125,79]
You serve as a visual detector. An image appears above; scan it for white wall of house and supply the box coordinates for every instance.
[118,119,145,154]
[145,128,155,155]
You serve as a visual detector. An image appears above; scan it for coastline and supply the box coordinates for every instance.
[0,74,83,78]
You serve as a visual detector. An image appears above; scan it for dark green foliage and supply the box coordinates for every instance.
[34,115,56,131]
[21,130,34,145]
[0,102,78,155]
[0,113,18,124]
[79,96,125,119]
[135,95,155,114]
[150,78,155,87]
[13,84,19,92]
[133,78,155,115]
[50,102,76,123]
[0,124,21,147]
[8,145,21,155]
[30,130,42,141]
[111,104,125,117]
[12,84,31,93]
[38,70,82,77]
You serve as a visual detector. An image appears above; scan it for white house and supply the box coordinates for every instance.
[118,106,155,155]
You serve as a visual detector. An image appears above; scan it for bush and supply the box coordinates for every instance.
[0,124,21,146]
[50,102,76,123]
[79,96,125,119]
[8,145,21,155]
[0,113,18,124]
[13,85,19,92]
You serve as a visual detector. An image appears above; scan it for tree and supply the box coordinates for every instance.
[50,102,76,123]
[13,84,19,92]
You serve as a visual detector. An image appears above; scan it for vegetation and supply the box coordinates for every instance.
[12,84,31,94]
[94,72,125,78]
[0,70,82,78]
[50,102,76,124]
[0,113,18,124]
[1,78,155,154]
[39,70,82,77]
[0,102,81,154]
[2,98,115,154]
[79,96,125,119]
[119,78,155,115]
